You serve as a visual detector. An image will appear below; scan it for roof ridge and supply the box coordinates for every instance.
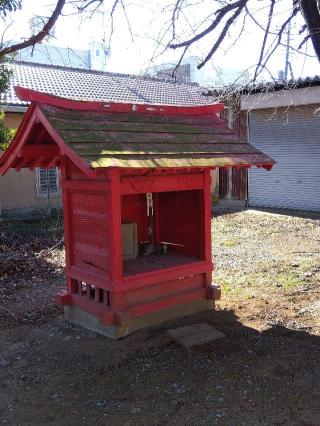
[15,86,223,114]
[10,60,202,88]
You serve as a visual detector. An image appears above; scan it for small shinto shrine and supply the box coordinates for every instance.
[0,87,275,338]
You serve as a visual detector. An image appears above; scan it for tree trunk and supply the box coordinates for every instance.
[299,0,320,61]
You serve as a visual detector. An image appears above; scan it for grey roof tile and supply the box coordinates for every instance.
[244,75,320,94]
[1,61,212,107]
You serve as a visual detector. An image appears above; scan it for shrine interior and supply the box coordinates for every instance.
[121,189,204,276]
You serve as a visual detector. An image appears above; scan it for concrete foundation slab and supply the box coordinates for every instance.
[167,322,225,347]
[64,306,125,339]
[64,299,215,339]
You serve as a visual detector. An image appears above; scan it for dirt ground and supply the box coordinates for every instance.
[0,210,320,426]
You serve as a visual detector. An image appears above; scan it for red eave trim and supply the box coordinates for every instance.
[103,102,224,115]
[0,103,37,175]
[14,86,224,115]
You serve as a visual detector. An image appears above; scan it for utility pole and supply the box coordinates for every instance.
[284,19,291,81]
[284,8,295,81]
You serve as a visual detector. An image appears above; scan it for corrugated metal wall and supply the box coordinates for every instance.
[248,105,320,211]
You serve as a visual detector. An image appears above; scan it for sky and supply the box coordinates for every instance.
[2,0,319,87]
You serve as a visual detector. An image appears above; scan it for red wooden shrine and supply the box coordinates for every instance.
[0,87,275,338]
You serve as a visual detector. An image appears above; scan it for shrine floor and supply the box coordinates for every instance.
[123,253,199,275]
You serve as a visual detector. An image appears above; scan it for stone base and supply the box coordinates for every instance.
[167,323,225,347]
[64,299,215,339]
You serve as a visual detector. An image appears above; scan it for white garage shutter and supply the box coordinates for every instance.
[248,105,320,212]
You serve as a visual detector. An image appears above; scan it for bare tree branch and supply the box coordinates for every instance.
[169,0,248,50]
[162,0,319,82]
[172,45,189,79]
[298,33,311,50]
[0,0,66,58]
[70,0,103,12]
[171,0,184,42]
[120,0,134,43]
[258,5,300,79]
[252,0,276,81]
[246,3,313,58]
[197,1,247,69]
[1,0,318,86]
[0,20,13,50]
[109,0,121,45]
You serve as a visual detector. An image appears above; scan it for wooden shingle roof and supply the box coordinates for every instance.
[0,87,275,175]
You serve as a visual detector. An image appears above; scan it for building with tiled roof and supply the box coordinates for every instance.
[1,61,213,111]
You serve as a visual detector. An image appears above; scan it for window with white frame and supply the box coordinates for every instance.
[36,168,59,196]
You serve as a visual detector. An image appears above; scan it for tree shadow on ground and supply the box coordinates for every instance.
[1,305,320,425]
[143,306,320,425]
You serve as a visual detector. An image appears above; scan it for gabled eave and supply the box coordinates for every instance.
[35,106,96,178]
[0,102,96,178]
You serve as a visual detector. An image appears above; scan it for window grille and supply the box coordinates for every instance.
[36,168,59,196]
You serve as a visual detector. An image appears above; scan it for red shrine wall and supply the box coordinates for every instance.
[157,190,203,258]
[59,160,214,322]
[61,161,113,299]
[122,194,149,242]
[69,190,110,277]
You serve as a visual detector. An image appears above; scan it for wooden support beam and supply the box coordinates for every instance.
[41,156,59,169]
[39,157,51,169]
[20,145,60,158]
[28,157,40,171]
[61,180,109,193]
[15,156,30,171]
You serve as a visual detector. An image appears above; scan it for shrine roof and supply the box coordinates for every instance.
[0,87,275,175]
